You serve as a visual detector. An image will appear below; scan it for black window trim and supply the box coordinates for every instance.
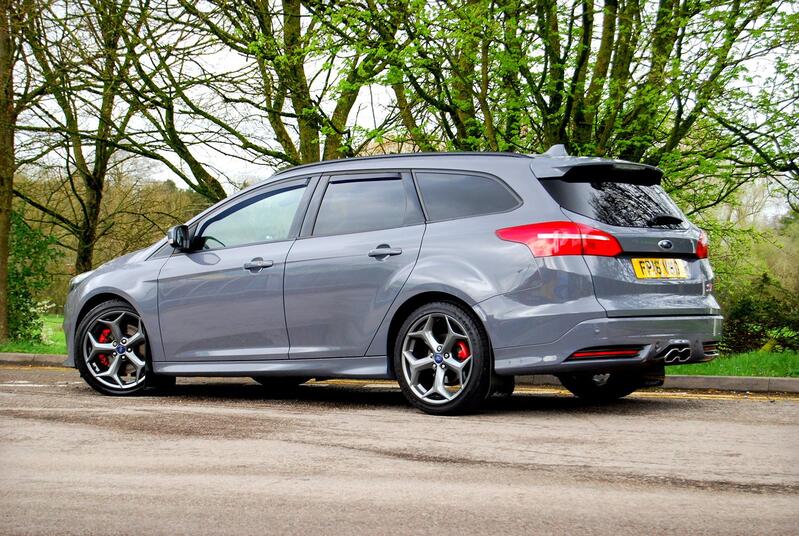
[177,176,317,254]
[411,168,523,223]
[300,169,424,239]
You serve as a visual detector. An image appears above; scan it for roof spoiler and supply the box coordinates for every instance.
[536,156,663,186]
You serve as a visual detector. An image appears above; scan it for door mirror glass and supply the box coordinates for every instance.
[167,224,190,251]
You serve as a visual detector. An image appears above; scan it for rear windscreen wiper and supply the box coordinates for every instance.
[646,214,683,227]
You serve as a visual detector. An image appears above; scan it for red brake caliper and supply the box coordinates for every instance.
[97,328,112,367]
[455,340,471,361]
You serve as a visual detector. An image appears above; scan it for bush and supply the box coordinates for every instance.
[721,273,799,353]
[8,212,57,341]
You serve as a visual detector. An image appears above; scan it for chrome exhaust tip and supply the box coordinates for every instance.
[660,344,692,364]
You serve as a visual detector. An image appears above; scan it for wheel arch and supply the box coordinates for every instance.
[384,291,493,378]
[76,292,137,328]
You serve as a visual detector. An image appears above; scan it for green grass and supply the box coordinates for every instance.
[0,314,67,355]
[1,316,798,378]
[668,350,799,377]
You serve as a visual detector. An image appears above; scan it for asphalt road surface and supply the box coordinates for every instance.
[1,365,797,535]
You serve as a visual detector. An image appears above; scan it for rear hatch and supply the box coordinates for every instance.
[536,161,720,317]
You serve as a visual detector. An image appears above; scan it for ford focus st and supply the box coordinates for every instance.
[64,148,722,415]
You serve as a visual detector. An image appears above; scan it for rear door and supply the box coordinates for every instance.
[538,163,719,317]
[284,171,425,359]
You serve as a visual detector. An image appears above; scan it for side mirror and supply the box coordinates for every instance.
[167,224,191,251]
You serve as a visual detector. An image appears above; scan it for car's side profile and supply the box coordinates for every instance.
[64,148,722,415]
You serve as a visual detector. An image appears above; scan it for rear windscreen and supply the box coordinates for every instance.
[540,179,686,229]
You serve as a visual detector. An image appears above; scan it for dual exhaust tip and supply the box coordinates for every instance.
[661,344,692,364]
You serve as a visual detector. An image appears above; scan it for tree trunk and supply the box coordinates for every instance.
[73,169,104,274]
[74,193,100,274]
[0,0,14,341]
[282,0,319,163]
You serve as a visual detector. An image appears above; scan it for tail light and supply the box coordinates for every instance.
[696,230,709,259]
[496,221,622,257]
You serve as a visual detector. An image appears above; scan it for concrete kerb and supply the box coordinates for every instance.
[0,353,68,367]
[517,374,799,394]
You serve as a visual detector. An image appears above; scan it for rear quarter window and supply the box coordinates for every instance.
[415,172,520,221]
[540,179,686,229]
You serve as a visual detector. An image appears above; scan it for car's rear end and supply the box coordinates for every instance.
[488,156,722,378]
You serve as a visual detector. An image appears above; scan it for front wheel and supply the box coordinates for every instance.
[75,300,157,396]
[394,302,492,415]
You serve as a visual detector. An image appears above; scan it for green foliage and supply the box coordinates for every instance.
[702,213,799,354]
[7,212,57,342]
[668,351,799,378]
[0,315,67,355]
[721,273,799,353]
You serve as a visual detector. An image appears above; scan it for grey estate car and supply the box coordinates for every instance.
[64,147,722,415]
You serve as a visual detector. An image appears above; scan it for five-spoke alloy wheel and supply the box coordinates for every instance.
[394,302,491,415]
[76,300,174,395]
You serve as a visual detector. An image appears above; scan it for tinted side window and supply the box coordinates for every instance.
[541,179,686,228]
[197,184,306,249]
[314,178,420,236]
[415,172,520,221]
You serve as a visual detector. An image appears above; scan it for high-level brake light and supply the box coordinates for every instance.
[496,221,622,257]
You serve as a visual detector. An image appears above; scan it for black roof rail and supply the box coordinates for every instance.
[273,151,534,175]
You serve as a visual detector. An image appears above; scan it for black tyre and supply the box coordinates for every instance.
[394,301,492,415]
[557,365,664,403]
[75,299,157,396]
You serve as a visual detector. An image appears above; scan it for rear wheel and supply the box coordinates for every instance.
[557,366,664,403]
[394,302,492,415]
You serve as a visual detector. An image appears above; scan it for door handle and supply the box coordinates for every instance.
[368,245,402,258]
[243,258,274,272]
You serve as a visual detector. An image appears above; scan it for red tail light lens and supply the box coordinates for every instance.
[496,221,622,257]
[696,230,709,259]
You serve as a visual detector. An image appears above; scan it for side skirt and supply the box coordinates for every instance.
[153,356,392,379]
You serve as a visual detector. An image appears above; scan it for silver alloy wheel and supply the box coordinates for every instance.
[83,310,147,390]
[401,313,473,405]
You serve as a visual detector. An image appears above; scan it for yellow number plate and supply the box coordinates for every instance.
[631,258,688,279]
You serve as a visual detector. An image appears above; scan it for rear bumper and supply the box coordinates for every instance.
[492,314,723,375]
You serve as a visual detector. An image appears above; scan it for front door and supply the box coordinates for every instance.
[284,172,425,359]
[158,178,310,362]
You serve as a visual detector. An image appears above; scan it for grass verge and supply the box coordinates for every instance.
[0,315,67,355]
[668,350,799,378]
